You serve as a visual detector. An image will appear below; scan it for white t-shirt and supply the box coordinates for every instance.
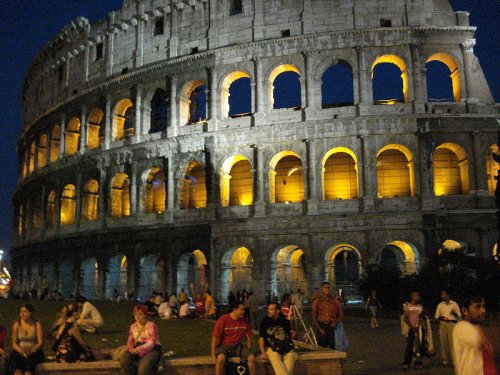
[435,300,461,321]
[453,320,483,375]
[80,301,103,324]
[179,302,190,318]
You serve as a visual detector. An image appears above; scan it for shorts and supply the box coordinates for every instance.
[215,344,252,360]
[369,306,378,318]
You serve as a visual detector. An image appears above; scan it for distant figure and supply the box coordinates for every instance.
[453,296,497,375]
[402,291,424,370]
[0,326,6,375]
[190,283,206,318]
[365,290,383,328]
[10,304,45,375]
[75,295,104,333]
[292,289,304,317]
[120,305,161,375]
[158,301,172,320]
[435,290,461,366]
[312,282,343,350]
[204,289,216,319]
[178,288,187,304]
[168,293,179,312]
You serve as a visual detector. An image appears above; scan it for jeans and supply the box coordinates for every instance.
[404,329,422,365]
[317,322,336,349]
[0,355,6,375]
[266,348,298,375]
[120,348,161,375]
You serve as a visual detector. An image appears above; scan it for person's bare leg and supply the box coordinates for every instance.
[247,353,256,375]
[215,353,226,375]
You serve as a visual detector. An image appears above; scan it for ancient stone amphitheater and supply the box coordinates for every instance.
[13,0,499,301]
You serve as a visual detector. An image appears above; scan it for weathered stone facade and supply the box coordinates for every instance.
[13,0,499,302]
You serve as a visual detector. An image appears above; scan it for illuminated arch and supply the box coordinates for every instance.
[380,240,420,274]
[110,173,130,217]
[106,255,128,298]
[271,245,308,297]
[60,184,76,225]
[38,134,47,168]
[371,54,408,104]
[325,244,362,286]
[321,61,354,108]
[426,53,461,102]
[269,151,304,204]
[433,143,469,196]
[82,179,99,221]
[180,161,206,209]
[180,80,207,125]
[322,147,358,200]
[220,155,253,207]
[87,108,104,149]
[50,125,61,162]
[139,254,167,298]
[376,144,415,198]
[112,99,134,141]
[221,71,252,118]
[487,144,499,195]
[143,167,166,214]
[220,247,254,298]
[65,117,81,156]
[45,190,56,228]
[28,142,36,174]
[268,64,302,109]
[177,250,208,293]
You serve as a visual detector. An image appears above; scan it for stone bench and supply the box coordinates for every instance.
[36,350,346,374]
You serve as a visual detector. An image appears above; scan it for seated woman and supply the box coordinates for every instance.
[0,326,6,375]
[51,305,68,336]
[120,305,161,375]
[53,304,95,363]
[10,304,44,375]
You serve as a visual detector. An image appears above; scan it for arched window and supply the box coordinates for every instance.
[22,149,28,178]
[271,245,308,297]
[269,151,304,203]
[180,80,207,125]
[50,125,61,162]
[28,142,36,174]
[322,148,358,200]
[144,168,166,213]
[87,108,104,149]
[111,173,131,217]
[38,134,47,168]
[487,144,499,195]
[321,62,354,108]
[371,54,408,104]
[82,179,99,221]
[112,99,134,141]
[433,143,469,196]
[380,241,419,274]
[181,161,206,209]
[376,145,415,198]
[150,89,167,133]
[220,156,253,207]
[176,250,208,294]
[426,53,460,102]
[60,184,76,225]
[326,244,362,287]
[46,190,56,228]
[221,71,252,118]
[269,64,301,110]
[220,247,253,299]
[65,117,80,156]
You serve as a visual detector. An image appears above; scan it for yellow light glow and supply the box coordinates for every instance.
[60,184,76,225]
[427,53,461,102]
[181,161,207,209]
[433,143,469,196]
[50,125,61,162]
[487,144,499,195]
[376,144,415,198]
[82,179,99,221]
[65,117,81,156]
[371,54,408,103]
[38,134,47,168]
[87,108,104,149]
[111,173,130,217]
[112,99,133,141]
[322,148,359,200]
[269,151,304,203]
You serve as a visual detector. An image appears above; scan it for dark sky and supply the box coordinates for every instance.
[0,0,498,261]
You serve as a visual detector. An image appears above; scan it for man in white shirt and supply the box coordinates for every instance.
[435,290,461,366]
[453,296,497,375]
[76,295,104,333]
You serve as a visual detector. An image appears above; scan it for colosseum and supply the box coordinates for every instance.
[12,0,499,302]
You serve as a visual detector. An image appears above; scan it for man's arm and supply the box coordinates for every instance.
[211,335,219,359]
[259,337,268,359]
[434,304,441,320]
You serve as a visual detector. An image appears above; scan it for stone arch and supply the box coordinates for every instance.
[82,179,99,221]
[268,64,302,110]
[38,134,47,168]
[271,245,308,298]
[269,151,304,203]
[371,54,409,104]
[321,61,354,108]
[426,52,461,102]
[80,258,98,300]
[220,70,252,118]
[112,98,134,141]
[493,243,499,266]
[28,141,36,174]
[50,125,61,162]
[376,144,415,198]
[60,184,76,225]
[142,167,166,213]
[220,247,254,300]
[433,143,470,196]
[41,263,55,295]
[87,107,104,149]
[65,117,81,156]
[45,190,56,228]
[379,240,420,274]
[180,80,207,125]
[106,255,128,299]
[487,144,499,195]
[110,173,130,217]
[176,250,208,294]
[325,244,363,290]
[149,89,168,133]
[322,147,358,200]
[180,160,206,209]
[220,155,253,207]
[59,259,74,297]
[138,254,167,299]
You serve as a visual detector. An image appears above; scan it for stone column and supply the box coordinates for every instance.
[167,157,175,211]
[79,104,87,154]
[303,52,314,110]
[306,139,319,214]
[472,130,488,194]
[168,75,178,137]
[97,258,107,300]
[104,95,112,149]
[59,114,66,158]
[208,66,218,131]
[98,167,107,221]
[410,44,427,112]
[204,147,217,211]
[55,181,62,230]
[209,240,218,299]
[84,42,91,82]
[40,185,46,235]
[253,58,266,125]
[479,229,490,259]
[360,134,376,211]
[418,127,435,209]
[356,47,373,115]
[460,39,476,102]
[134,6,145,68]
[106,13,116,76]
[134,85,143,142]
[130,161,138,215]
[253,145,266,216]
[75,173,82,228]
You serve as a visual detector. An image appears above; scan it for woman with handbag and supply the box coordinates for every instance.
[120,305,161,375]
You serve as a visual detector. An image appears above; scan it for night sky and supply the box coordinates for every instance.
[0,1,498,261]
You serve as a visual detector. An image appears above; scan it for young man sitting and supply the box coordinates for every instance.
[211,302,255,375]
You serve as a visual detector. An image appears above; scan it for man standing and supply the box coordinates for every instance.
[211,302,255,375]
[435,290,461,366]
[259,303,298,375]
[312,282,344,349]
[402,291,423,370]
[453,296,497,375]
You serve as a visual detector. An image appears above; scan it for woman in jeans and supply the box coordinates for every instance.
[120,305,161,375]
